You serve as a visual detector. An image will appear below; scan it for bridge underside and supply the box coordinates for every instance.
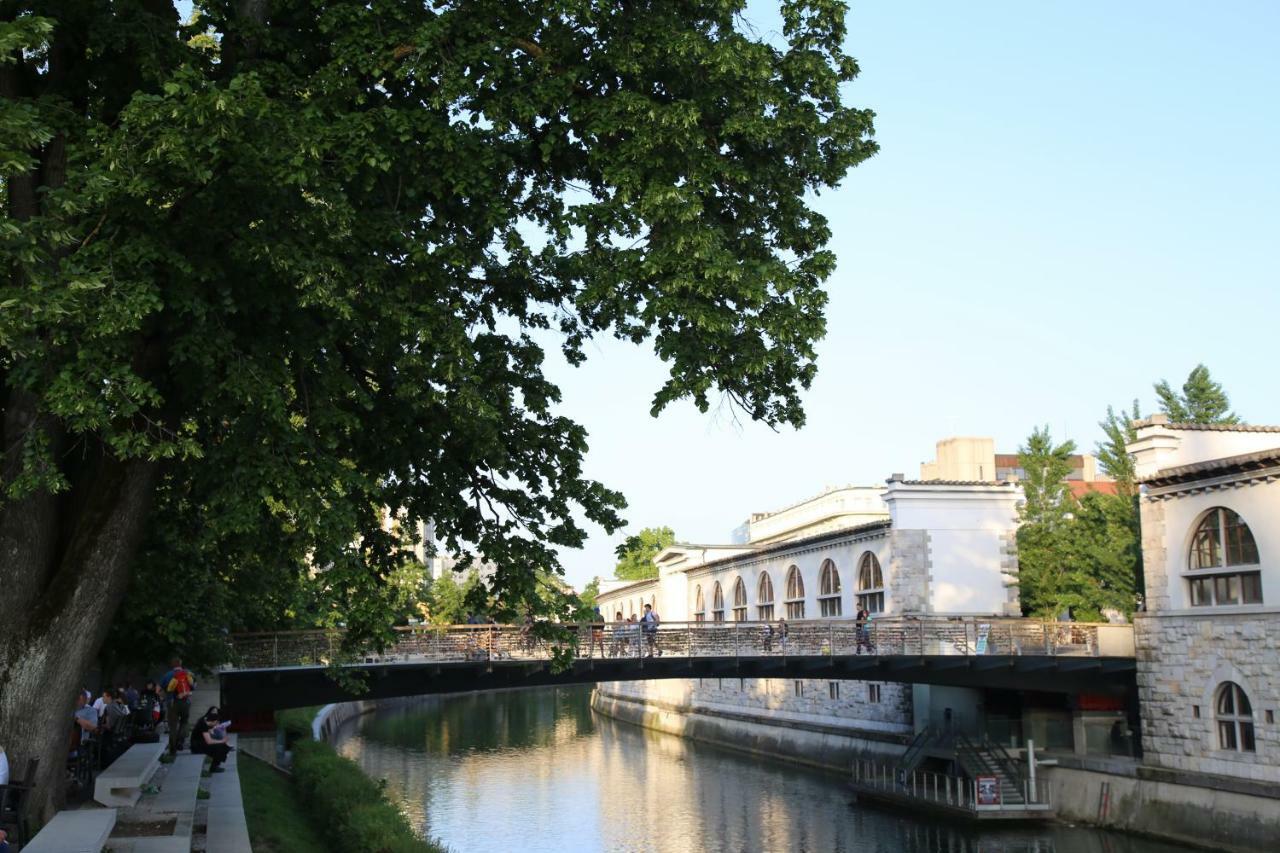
[220,654,1136,714]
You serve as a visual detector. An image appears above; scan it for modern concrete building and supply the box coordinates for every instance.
[921,436,1117,498]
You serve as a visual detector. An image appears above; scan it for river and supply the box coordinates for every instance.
[334,685,1190,853]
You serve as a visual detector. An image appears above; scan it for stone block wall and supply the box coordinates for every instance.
[599,676,912,738]
[1138,499,1169,612]
[888,529,931,613]
[1136,612,1280,783]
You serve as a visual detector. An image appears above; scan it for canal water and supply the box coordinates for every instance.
[334,685,1191,853]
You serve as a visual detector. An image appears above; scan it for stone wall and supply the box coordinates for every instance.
[888,529,930,613]
[1135,612,1280,783]
[593,677,911,771]
[1137,498,1169,612]
[1044,761,1280,853]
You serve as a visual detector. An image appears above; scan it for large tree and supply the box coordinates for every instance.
[613,525,676,580]
[0,0,875,814]
[1154,363,1239,424]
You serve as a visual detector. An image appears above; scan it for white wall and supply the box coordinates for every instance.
[884,482,1022,615]
[1150,482,1279,612]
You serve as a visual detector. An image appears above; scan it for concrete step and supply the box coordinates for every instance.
[205,740,252,853]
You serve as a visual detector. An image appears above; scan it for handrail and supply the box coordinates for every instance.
[222,616,1131,671]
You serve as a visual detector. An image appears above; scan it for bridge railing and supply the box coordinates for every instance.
[224,617,1134,671]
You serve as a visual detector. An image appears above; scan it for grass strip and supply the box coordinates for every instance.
[239,753,328,853]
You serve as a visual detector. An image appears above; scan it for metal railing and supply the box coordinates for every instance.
[224,616,1133,671]
[851,758,1053,813]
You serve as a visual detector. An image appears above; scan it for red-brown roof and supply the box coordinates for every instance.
[1067,480,1119,498]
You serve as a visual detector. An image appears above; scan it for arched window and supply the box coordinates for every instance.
[857,552,885,614]
[712,582,725,621]
[785,566,805,619]
[693,585,705,622]
[1215,682,1256,752]
[1188,508,1262,607]
[818,559,842,617]
[757,573,775,621]
[732,577,748,621]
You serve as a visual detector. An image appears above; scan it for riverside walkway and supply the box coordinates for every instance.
[220,617,1136,713]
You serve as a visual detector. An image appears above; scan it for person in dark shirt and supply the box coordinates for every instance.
[190,708,232,772]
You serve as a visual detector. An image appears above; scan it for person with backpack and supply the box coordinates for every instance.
[640,603,661,657]
[161,658,195,757]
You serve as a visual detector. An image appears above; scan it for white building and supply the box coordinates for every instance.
[1130,415,1280,783]
[593,461,1024,764]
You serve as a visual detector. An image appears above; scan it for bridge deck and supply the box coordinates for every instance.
[220,618,1136,713]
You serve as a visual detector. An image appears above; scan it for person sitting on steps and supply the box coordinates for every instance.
[190,707,232,773]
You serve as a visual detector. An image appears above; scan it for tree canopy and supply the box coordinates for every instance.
[0,1,875,815]
[613,526,676,580]
[1154,364,1239,424]
[1015,425,1138,620]
[1095,399,1141,497]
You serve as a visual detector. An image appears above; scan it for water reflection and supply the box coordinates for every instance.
[334,686,1188,853]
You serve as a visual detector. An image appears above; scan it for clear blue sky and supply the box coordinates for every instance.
[546,0,1280,588]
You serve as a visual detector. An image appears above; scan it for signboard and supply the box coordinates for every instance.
[975,623,991,655]
[976,775,1001,806]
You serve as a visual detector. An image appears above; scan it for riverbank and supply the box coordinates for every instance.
[247,705,446,853]
[590,681,1280,853]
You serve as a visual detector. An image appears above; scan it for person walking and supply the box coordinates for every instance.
[161,658,195,757]
[776,618,789,653]
[856,606,874,654]
[589,606,605,658]
[640,603,661,657]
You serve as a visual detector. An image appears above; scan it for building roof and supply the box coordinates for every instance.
[886,478,1015,487]
[596,576,660,597]
[689,519,892,574]
[1140,447,1280,487]
[1067,480,1119,498]
[1134,418,1280,433]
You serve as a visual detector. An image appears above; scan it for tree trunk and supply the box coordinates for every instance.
[0,455,159,822]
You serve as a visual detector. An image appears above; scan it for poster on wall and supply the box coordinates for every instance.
[975,623,991,655]
[976,775,1001,805]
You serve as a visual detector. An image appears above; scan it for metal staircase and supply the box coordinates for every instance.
[954,732,1027,805]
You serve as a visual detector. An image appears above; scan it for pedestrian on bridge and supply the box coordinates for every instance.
[641,603,661,657]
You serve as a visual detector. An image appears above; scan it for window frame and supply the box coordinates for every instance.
[1185,508,1263,608]
[757,572,775,622]
[712,581,725,622]
[732,577,748,621]
[693,585,705,622]
[784,565,805,619]
[857,551,886,614]
[1214,682,1256,753]
[818,559,842,617]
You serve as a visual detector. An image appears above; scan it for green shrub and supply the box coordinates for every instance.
[288,738,441,853]
[277,707,321,747]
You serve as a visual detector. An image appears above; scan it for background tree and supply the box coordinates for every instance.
[613,526,677,580]
[1095,400,1141,497]
[1154,364,1239,424]
[1016,427,1076,527]
[1015,426,1138,620]
[1,2,874,813]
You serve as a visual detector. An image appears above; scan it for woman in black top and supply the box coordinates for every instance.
[190,708,231,771]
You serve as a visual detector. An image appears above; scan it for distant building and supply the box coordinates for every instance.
[921,436,1117,497]
[1130,415,1279,784]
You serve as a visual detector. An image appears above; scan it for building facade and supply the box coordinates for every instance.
[1130,416,1280,784]
[593,467,1024,767]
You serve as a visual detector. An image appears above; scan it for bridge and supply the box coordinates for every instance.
[219,617,1137,713]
